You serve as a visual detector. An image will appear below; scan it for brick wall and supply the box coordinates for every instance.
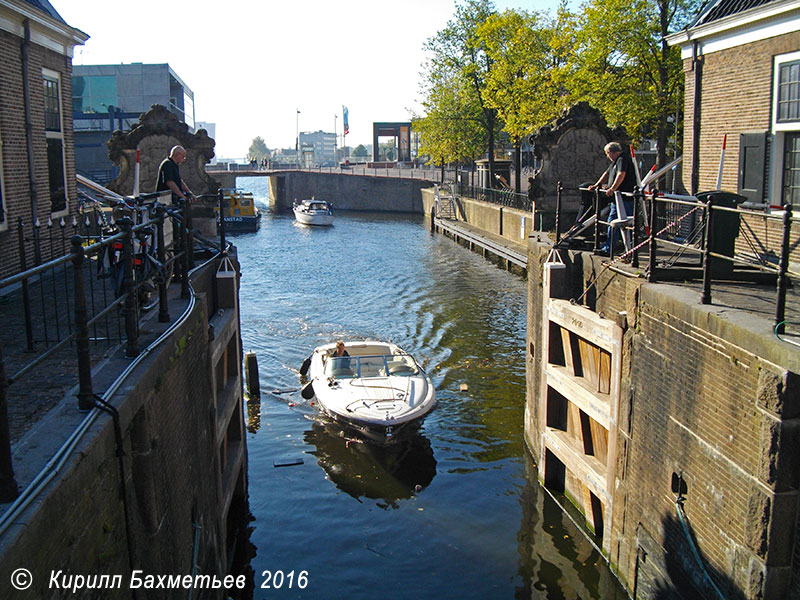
[525,239,800,599]
[682,31,800,195]
[0,28,78,279]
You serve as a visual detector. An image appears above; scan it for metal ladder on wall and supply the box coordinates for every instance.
[434,183,458,220]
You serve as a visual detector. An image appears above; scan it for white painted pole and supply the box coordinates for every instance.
[133,149,140,196]
[716,134,727,191]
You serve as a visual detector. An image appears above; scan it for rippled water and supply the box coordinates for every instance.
[233,178,626,599]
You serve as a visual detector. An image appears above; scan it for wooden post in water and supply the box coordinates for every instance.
[244,352,260,400]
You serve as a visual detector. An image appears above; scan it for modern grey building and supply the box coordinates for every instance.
[298,130,336,167]
[72,63,195,182]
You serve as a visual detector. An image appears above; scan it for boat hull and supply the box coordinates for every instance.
[293,208,334,226]
[220,213,261,233]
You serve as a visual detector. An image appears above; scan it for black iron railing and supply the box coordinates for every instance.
[0,191,231,502]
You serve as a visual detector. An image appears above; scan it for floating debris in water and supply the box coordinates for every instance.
[273,458,304,468]
[460,383,469,391]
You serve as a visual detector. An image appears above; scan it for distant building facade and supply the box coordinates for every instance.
[72,63,195,182]
[298,130,336,167]
[0,0,88,277]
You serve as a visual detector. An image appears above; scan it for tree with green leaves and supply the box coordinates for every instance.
[422,0,502,185]
[352,144,369,158]
[564,0,698,167]
[478,8,562,191]
[413,68,487,169]
[248,136,268,162]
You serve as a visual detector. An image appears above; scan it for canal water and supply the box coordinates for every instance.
[233,178,627,599]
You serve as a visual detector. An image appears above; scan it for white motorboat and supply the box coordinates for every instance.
[293,198,334,226]
[300,340,436,443]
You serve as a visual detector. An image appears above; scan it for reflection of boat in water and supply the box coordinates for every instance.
[215,190,262,233]
[304,420,436,507]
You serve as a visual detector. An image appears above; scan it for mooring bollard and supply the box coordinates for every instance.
[244,352,260,400]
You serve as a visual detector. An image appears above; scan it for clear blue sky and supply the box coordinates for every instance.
[56,0,563,159]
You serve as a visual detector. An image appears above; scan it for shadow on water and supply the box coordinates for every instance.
[304,419,437,509]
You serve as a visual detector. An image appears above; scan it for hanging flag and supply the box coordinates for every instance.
[343,106,349,136]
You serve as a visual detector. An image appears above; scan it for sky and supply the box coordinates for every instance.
[56,0,560,160]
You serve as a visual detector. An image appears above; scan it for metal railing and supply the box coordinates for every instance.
[0,190,235,502]
[556,187,797,337]
[456,182,533,212]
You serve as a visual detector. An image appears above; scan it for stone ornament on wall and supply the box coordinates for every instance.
[106,104,219,197]
[529,102,628,212]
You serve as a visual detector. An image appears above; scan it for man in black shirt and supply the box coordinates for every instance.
[156,145,193,202]
[588,142,636,254]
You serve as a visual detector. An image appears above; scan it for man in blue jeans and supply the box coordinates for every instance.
[588,142,636,255]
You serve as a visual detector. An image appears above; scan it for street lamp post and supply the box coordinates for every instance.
[296,109,300,168]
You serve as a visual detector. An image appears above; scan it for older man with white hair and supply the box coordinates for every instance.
[155,145,194,203]
[588,141,636,255]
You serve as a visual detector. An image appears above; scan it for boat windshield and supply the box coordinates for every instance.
[324,354,419,378]
[308,202,330,212]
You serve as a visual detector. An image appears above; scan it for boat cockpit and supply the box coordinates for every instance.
[324,353,419,379]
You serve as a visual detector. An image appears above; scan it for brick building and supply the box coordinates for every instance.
[667,0,800,207]
[0,0,87,278]
[522,4,800,598]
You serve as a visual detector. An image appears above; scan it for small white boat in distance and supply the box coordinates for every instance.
[300,340,435,443]
[293,198,334,226]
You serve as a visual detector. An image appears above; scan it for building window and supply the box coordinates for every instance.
[783,132,800,206]
[778,61,800,123]
[71,75,117,114]
[43,70,68,215]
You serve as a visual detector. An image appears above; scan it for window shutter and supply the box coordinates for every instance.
[738,132,767,204]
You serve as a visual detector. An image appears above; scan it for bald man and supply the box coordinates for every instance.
[156,145,193,202]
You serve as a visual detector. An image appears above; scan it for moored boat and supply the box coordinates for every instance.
[293,198,334,226]
[300,340,435,443]
[216,190,261,233]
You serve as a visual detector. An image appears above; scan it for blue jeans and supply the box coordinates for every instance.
[602,197,634,252]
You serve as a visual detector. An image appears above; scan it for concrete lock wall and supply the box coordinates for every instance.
[525,239,800,600]
[0,257,247,599]
[420,188,536,245]
[263,171,434,213]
